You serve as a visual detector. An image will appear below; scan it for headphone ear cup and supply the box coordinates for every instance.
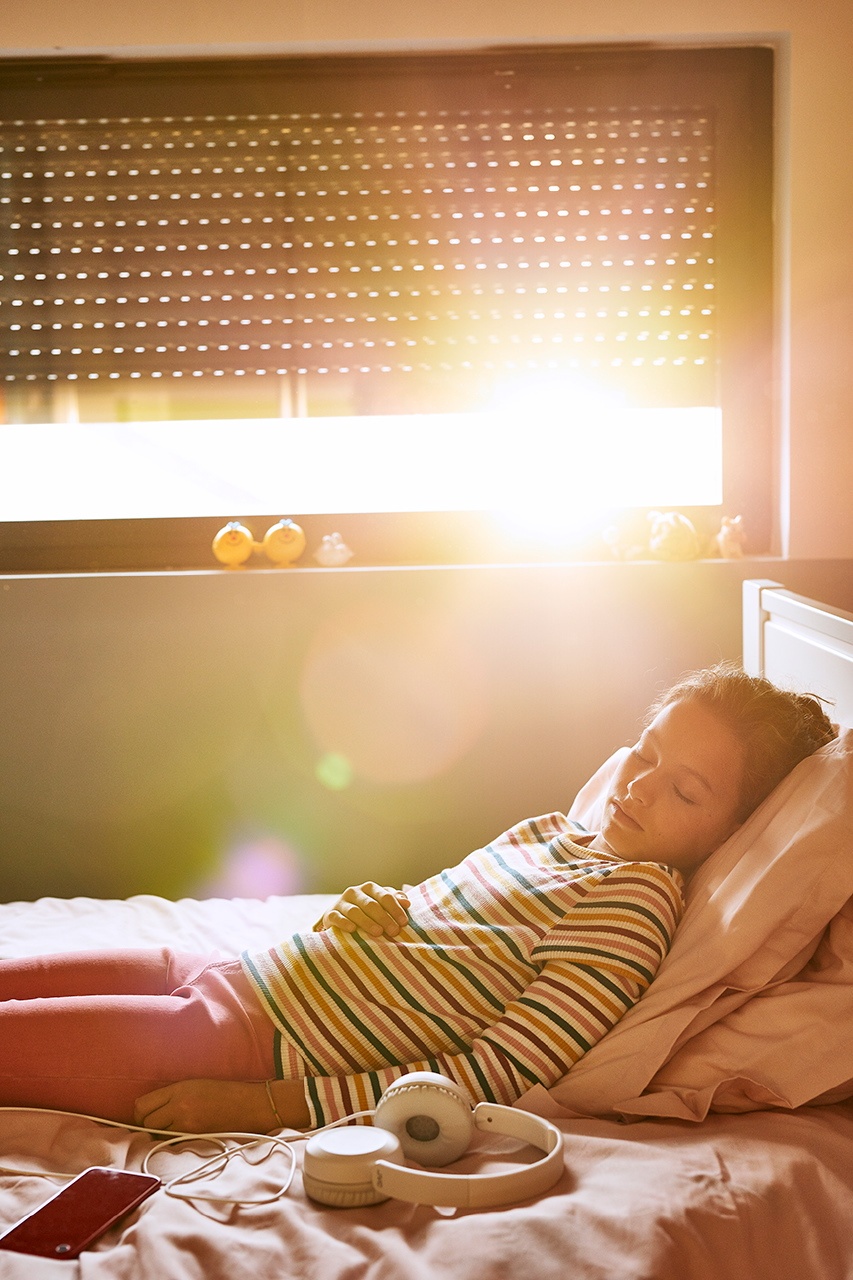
[302,1175,388,1209]
[302,1127,404,1207]
[374,1072,475,1167]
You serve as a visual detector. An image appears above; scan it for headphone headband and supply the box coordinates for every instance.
[373,1102,563,1208]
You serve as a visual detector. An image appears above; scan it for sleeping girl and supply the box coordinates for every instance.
[0,665,835,1134]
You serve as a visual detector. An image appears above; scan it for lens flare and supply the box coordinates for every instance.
[196,835,304,899]
[316,752,354,791]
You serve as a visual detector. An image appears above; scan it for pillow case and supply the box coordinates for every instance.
[522,728,853,1121]
[568,747,628,834]
[644,895,853,1117]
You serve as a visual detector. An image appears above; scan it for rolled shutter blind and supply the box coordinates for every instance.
[0,48,750,410]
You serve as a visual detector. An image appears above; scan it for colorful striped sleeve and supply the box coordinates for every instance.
[302,862,683,1126]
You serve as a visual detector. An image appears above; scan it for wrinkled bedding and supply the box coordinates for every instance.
[2,893,853,1280]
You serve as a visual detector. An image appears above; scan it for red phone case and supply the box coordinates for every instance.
[0,1166,160,1259]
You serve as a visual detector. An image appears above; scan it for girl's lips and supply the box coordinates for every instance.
[611,797,643,830]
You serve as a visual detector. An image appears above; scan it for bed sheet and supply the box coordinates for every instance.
[1,895,852,1280]
[0,892,335,959]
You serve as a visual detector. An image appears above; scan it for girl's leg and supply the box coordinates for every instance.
[0,948,210,1001]
[0,957,276,1124]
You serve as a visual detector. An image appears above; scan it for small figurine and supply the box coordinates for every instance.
[602,511,702,561]
[646,510,702,562]
[313,532,354,568]
[602,521,647,561]
[707,515,746,559]
[212,520,256,569]
[262,518,306,567]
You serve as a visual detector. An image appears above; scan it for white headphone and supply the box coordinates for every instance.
[301,1072,564,1209]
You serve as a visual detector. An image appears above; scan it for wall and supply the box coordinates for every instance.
[2,4,852,900]
[2,558,851,902]
[3,2,853,559]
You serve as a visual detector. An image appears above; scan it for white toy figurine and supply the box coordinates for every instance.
[314,532,354,567]
[707,515,746,559]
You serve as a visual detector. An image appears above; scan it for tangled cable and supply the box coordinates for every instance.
[0,1104,373,1209]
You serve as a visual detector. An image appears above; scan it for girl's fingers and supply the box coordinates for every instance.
[322,883,411,935]
[336,902,386,935]
[323,909,359,933]
[134,1086,170,1125]
[357,889,409,934]
[136,1099,172,1129]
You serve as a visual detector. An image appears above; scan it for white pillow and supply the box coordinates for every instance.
[568,747,628,833]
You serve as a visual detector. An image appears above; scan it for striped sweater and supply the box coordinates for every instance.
[241,813,684,1126]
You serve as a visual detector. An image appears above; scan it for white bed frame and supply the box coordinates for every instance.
[743,579,853,728]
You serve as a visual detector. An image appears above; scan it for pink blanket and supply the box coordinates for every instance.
[1,1101,852,1279]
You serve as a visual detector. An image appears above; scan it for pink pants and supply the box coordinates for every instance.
[0,949,277,1123]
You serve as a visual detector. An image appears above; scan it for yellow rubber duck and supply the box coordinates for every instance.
[212,521,256,568]
[262,518,306,567]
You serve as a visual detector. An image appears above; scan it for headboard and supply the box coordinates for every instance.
[743,579,853,729]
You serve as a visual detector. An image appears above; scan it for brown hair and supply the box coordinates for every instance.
[647,662,837,822]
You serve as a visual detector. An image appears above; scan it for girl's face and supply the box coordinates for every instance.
[592,698,746,874]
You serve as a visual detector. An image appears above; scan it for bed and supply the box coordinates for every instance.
[2,577,853,1279]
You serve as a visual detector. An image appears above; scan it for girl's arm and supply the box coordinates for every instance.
[134,1076,310,1133]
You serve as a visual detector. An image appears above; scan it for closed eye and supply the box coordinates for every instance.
[674,786,697,805]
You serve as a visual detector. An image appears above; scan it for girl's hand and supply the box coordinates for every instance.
[318,882,411,937]
[134,1078,309,1133]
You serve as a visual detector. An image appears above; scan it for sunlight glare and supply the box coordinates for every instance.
[1,399,721,522]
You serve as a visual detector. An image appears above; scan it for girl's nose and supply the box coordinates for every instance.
[627,773,652,804]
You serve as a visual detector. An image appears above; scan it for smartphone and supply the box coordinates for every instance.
[0,1167,160,1260]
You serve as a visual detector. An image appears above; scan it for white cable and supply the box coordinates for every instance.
[0,1103,377,1206]
[144,1133,297,1206]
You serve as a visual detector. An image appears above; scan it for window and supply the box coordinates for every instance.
[0,45,773,570]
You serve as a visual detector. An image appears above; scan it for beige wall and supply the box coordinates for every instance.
[2,557,852,902]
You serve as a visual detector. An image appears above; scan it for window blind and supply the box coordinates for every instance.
[1,102,716,403]
[0,46,770,416]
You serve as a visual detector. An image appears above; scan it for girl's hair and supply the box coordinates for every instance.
[647,662,837,821]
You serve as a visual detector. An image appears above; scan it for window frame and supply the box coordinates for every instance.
[0,43,774,572]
